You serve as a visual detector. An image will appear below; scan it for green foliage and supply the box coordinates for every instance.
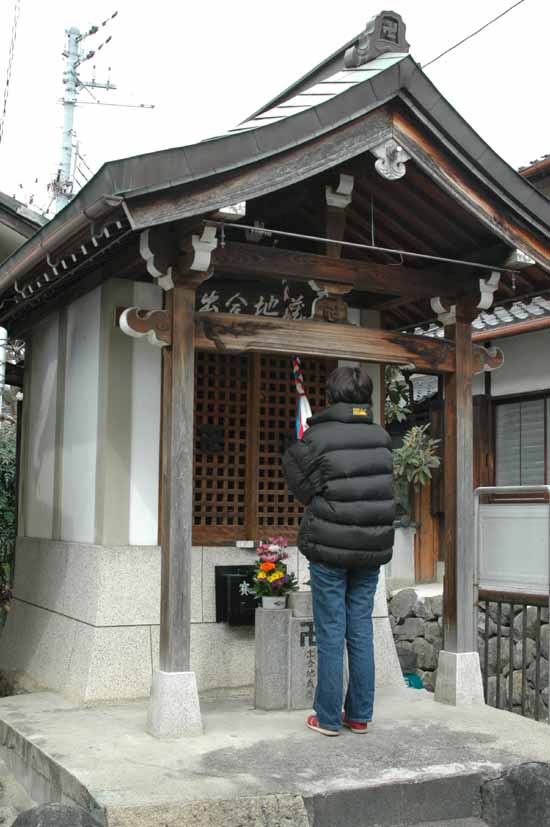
[0,425,16,614]
[384,365,411,425]
[393,424,441,492]
[0,424,16,551]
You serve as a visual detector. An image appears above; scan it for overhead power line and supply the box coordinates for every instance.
[422,0,527,69]
[0,0,21,146]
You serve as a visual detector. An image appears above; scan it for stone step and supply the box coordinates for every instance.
[407,820,488,827]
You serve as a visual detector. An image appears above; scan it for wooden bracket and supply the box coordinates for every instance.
[310,280,351,323]
[189,225,218,273]
[430,297,456,326]
[119,307,171,347]
[139,227,178,291]
[325,174,354,258]
[477,272,500,310]
[473,343,504,374]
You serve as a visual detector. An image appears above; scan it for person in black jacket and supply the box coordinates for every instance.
[282,365,395,736]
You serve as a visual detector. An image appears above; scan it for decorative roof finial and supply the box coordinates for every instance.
[344,10,410,68]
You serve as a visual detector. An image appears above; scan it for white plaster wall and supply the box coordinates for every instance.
[129,282,163,545]
[490,329,550,397]
[61,289,101,543]
[24,315,59,538]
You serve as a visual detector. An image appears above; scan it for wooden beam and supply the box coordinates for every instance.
[125,109,393,229]
[393,113,550,271]
[443,296,477,653]
[195,312,456,373]
[159,281,196,672]
[213,242,476,298]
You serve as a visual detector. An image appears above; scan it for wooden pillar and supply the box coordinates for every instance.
[159,282,196,672]
[443,296,477,653]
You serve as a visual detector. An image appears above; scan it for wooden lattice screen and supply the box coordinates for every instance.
[257,355,334,542]
[192,352,335,545]
[193,352,249,544]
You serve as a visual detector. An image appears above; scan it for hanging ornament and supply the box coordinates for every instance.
[291,356,312,440]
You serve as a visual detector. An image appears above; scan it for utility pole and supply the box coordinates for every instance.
[53,17,117,213]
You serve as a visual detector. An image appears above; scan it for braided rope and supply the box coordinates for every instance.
[292,356,306,396]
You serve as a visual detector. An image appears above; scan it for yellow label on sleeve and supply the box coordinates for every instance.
[353,407,368,416]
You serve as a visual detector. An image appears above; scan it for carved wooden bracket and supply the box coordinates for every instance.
[139,227,177,291]
[119,307,172,347]
[325,174,354,258]
[371,138,410,181]
[189,225,218,273]
[473,344,504,374]
[325,174,354,209]
[310,280,352,323]
[430,297,456,326]
[477,272,500,310]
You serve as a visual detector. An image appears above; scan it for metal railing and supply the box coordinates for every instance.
[474,486,550,723]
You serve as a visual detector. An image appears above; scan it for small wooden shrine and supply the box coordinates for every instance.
[0,10,548,735]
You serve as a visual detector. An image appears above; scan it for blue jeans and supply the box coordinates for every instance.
[309,561,379,731]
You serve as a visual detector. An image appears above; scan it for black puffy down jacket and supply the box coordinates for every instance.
[282,402,395,569]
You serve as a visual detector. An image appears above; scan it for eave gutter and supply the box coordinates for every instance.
[0,194,124,294]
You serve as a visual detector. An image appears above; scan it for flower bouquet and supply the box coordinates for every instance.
[241,536,298,609]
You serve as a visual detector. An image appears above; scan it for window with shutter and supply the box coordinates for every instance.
[192,351,336,544]
[495,397,548,486]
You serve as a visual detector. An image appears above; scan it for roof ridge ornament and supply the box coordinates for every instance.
[371,138,410,180]
[344,10,410,68]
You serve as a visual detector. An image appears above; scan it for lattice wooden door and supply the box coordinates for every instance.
[193,352,249,544]
[256,355,335,543]
[192,351,335,545]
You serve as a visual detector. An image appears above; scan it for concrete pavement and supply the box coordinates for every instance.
[0,687,549,826]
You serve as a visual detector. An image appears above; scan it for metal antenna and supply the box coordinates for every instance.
[50,12,154,213]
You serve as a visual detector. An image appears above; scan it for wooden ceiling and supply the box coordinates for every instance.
[239,153,549,331]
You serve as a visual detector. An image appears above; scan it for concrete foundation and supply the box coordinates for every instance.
[2,539,401,707]
[435,650,485,706]
[3,690,550,826]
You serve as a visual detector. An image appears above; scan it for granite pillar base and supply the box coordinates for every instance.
[147,670,202,738]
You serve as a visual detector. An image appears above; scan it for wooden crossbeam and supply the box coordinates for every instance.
[213,242,476,298]
[116,305,503,376]
[194,312,456,373]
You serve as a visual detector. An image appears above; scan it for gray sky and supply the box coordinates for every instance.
[0,0,548,214]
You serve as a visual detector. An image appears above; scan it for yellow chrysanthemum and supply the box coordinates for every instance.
[257,571,267,580]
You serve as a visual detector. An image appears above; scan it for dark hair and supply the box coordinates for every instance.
[327,365,373,405]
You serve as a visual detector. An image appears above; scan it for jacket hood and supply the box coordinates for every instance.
[308,402,374,426]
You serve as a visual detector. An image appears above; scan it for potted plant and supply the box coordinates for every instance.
[242,536,298,609]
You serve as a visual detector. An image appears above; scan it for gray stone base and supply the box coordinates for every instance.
[435,650,485,706]
[147,670,202,738]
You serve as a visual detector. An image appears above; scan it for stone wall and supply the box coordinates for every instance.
[478,602,549,719]
[388,588,442,692]
[388,588,550,722]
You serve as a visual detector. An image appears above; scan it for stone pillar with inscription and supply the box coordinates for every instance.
[255,569,403,712]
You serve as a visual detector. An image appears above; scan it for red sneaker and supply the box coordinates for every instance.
[306,715,340,736]
[342,715,368,734]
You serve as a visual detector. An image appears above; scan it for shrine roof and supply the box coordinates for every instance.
[227,53,408,135]
[0,11,548,333]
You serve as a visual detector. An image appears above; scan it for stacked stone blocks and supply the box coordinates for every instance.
[388,588,442,692]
